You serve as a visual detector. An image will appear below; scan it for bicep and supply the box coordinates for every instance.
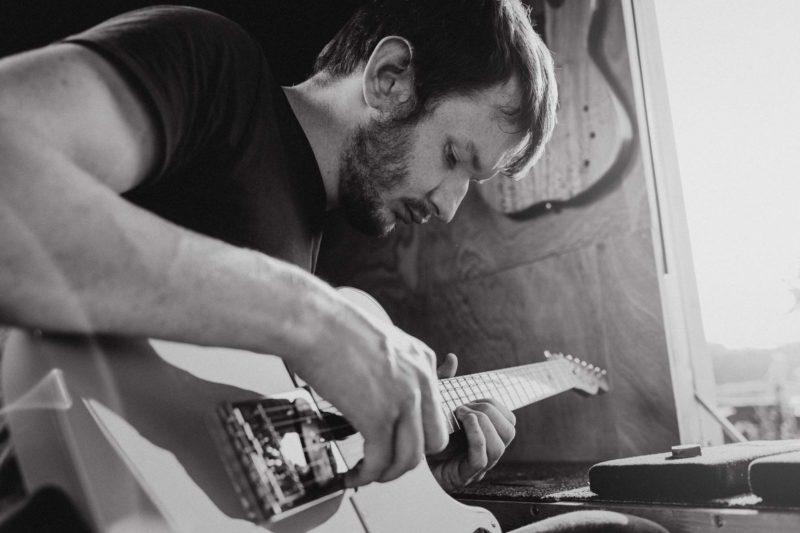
[0,43,159,193]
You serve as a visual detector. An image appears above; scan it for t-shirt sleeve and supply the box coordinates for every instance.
[64,6,267,189]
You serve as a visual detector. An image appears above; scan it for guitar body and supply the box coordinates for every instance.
[2,289,500,533]
[477,0,634,216]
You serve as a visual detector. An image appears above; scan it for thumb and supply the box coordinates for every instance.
[437,352,458,379]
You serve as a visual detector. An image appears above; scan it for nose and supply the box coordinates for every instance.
[431,176,470,223]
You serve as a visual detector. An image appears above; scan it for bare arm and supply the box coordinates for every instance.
[0,44,447,486]
[0,44,326,352]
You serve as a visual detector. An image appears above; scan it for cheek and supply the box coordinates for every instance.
[393,162,435,199]
[403,141,444,192]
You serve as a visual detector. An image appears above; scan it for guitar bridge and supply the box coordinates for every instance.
[215,391,346,523]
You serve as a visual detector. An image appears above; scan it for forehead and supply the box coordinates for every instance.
[421,79,525,178]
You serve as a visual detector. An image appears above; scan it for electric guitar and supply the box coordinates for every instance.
[2,288,608,532]
[477,0,634,217]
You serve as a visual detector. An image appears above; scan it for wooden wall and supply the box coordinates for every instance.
[0,0,684,464]
[316,0,681,463]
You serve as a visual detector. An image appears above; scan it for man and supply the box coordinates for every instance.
[0,0,557,496]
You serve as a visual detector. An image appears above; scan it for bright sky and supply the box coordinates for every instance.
[654,0,800,349]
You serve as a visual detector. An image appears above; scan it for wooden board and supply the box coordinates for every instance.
[316,0,681,463]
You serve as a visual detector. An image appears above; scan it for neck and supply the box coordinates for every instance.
[282,75,366,210]
[437,359,577,434]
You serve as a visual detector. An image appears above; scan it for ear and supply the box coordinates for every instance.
[362,36,415,116]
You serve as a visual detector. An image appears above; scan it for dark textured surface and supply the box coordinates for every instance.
[749,450,800,503]
[453,457,800,511]
[451,462,592,501]
[589,440,800,502]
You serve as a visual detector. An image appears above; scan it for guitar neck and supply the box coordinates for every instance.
[438,360,575,434]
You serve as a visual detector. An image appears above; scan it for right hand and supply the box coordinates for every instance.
[288,292,448,489]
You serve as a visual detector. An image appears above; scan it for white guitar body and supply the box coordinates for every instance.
[2,289,500,533]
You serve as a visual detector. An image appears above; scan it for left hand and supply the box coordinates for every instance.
[427,353,516,492]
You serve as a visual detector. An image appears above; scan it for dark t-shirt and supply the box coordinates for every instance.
[65,6,327,272]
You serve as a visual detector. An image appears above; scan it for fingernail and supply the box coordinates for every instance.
[455,406,469,416]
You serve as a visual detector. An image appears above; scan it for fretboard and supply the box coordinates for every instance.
[438,359,576,434]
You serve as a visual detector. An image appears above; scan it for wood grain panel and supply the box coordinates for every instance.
[319,223,679,462]
[414,228,676,462]
[316,0,681,463]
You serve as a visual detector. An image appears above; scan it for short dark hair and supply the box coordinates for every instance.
[313,0,557,177]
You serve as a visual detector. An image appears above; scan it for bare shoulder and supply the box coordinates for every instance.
[0,43,158,193]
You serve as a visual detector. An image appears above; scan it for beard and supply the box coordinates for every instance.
[338,116,416,237]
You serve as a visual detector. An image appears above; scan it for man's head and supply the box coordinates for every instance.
[314,0,557,236]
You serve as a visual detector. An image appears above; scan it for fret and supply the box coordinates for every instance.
[478,373,492,398]
[436,358,587,417]
[441,378,466,408]
[495,373,516,407]
[513,373,525,407]
[520,369,539,407]
[438,381,460,434]
[442,403,453,433]
[528,368,545,400]
[472,374,484,397]
[444,382,459,409]
[466,376,482,403]
[512,372,533,408]
[309,356,599,446]
[445,378,461,405]
[441,403,459,434]
[453,377,468,404]
[524,370,540,402]
[470,375,482,397]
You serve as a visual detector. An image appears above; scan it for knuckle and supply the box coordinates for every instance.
[470,453,488,470]
[507,425,517,441]
[470,402,491,414]
[473,410,490,424]
[404,385,421,407]
[415,361,432,380]
[396,379,418,402]
[419,347,436,368]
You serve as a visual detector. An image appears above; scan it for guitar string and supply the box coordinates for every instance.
[228,359,589,417]
[226,361,588,441]
[227,366,590,473]
[233,411,460,435]
[229,436,453,473]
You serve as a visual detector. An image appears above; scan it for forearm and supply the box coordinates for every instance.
[0,124,340,359]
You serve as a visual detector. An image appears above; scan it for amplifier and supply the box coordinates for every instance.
[454,443,800,533]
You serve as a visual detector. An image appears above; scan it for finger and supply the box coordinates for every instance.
[345,423,394,488]
[469,398,515,425]
[436,352,458,379]
[470,408,507,468]
[420,356,449,453]
[457,407,488,476]
[379,393,424,482]
[468,401,517,445]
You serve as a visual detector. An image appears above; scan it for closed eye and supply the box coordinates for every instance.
[445,144,458,169]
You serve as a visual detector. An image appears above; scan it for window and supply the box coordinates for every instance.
[655,0,800,440]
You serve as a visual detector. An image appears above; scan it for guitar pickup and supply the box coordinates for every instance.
[215,390,347,523]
